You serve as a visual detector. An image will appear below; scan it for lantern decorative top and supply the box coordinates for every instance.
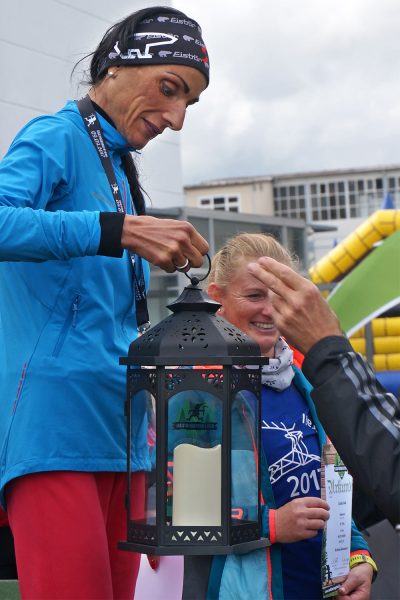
[124,282,262,366]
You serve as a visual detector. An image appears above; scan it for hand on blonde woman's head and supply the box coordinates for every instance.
[247,257,343,354]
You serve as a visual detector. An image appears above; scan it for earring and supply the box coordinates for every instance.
[107,71,115,77]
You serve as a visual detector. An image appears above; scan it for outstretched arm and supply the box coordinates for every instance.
[248,257,400,527]
[303,336,400,527]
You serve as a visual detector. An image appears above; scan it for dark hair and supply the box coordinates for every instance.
[73,6,192,216]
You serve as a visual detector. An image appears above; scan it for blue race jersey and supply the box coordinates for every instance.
[262,384,323,599]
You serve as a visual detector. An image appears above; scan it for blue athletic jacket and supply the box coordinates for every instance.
[0,101,151,507]
[206,367,370,599]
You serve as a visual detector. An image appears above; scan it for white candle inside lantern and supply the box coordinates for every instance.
[172,444,221,526]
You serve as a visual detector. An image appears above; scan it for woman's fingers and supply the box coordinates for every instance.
[121,215,209,272]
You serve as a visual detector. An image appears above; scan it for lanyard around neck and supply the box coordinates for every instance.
[76,94,150,334]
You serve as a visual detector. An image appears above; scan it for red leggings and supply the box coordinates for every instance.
[7,471,144,600]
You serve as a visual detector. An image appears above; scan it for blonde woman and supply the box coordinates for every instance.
[183,233,375,600]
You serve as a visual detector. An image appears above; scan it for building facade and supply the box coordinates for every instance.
[185,165,400,260]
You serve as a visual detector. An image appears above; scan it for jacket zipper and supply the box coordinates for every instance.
[52,294,80,357]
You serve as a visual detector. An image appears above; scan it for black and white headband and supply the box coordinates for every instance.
[100,13,210,84]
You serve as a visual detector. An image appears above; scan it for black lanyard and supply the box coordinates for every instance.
[76,95,150,334]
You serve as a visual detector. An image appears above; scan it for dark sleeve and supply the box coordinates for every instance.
[303,336,400,527]
[97,212,125,258]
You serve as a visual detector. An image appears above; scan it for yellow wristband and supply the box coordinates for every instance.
[349,554,378,581]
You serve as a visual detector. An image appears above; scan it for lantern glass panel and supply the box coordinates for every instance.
[131,390,157,525]
[167,383,223,528]
[231,389,259,525]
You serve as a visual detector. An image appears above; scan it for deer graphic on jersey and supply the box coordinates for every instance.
[262,421,320,483]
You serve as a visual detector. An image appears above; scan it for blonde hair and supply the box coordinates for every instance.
[208,232,297,288]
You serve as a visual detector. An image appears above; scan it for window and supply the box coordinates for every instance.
[198,195,240,212]
[301,180,348,221]
[273,184,306,219]
[287,227,305,264]
[273,171,400,223]
[344,177,387,217]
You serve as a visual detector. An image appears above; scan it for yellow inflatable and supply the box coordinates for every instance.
[309,210,400,285]
[309,212,400,371]
[351,317,400,338]
[349,317,400,371]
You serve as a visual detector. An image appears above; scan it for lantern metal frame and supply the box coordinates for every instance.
[119,281,269,556]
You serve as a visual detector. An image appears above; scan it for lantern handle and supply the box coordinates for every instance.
[183,253,212,286]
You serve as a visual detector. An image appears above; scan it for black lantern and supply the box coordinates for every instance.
[119,273,268,555]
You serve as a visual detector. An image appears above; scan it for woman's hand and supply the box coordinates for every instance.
[121,215,209,272]
[275,496,330,543]
[247,257,342,354]
[337,563,373,600]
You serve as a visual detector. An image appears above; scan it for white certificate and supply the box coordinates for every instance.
[321,445,353,598]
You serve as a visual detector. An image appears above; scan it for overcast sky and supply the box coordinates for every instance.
[176,0,400,185]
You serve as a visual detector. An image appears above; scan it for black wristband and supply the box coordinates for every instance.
[97,212,125,257]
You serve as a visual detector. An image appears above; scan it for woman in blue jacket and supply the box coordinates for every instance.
[0,6,209,599]
[183,233,375,600]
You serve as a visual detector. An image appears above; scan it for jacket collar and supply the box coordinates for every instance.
[64,100,136,154]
